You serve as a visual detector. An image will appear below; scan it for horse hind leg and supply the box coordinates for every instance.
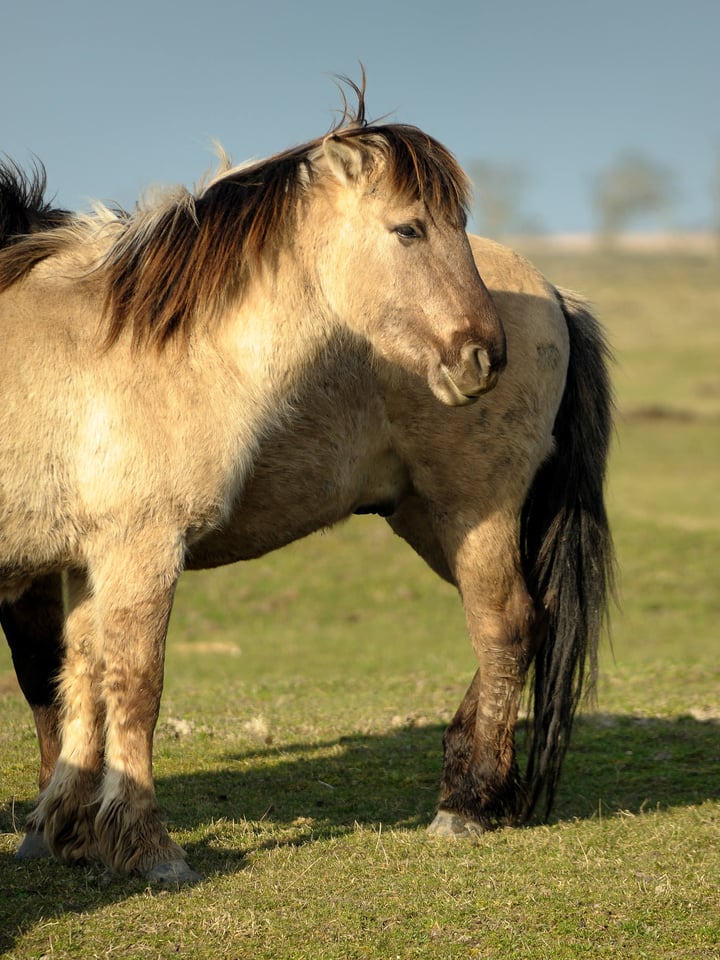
[25,571,105,863]
[1,574,64,859]
[389,497,536,834]
[1,573,65,793]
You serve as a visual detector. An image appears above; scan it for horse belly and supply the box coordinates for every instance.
[185,437,409,568]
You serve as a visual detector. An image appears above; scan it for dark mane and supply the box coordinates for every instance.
[0,79,471,350]
[0,160,72,291]
[102,76,471,349]
[0,159,70,249]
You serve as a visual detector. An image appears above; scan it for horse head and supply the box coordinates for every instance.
[310,126,506,406]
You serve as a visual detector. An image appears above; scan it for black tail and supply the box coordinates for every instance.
[0,158,69,249]
[520,286,616,820]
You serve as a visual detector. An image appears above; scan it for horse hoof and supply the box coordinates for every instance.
[426,810,485,838]
[15,830,52,860]
[146,858,203,887]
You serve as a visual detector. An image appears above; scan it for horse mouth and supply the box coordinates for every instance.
[431,346,501,406]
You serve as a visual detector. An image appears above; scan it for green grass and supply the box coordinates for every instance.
[530,251,720,419]
[1,251,719,959]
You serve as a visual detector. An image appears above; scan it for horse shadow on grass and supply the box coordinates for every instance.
[1,712,718,952]
[164,712,719,844]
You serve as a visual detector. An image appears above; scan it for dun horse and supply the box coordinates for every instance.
[1,88,613,885]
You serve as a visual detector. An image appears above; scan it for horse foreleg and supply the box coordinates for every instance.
[88,536,200,884]
[25,571,105,863]
[428,517,536,835]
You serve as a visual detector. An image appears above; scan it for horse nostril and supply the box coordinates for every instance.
[460,342,494,383]
[455,342,501,396]
[461,342,490,377]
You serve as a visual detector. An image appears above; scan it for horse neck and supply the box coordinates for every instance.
[214,253,340,396]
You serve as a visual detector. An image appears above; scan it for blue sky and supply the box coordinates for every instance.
[1,0,717,233]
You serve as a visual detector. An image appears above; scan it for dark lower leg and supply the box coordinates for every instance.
[439,669,481,794]
[1,574,65,791]
[26,573,104,862]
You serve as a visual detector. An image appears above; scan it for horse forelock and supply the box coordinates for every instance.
[327,71,470,219]
[338,124,471,224]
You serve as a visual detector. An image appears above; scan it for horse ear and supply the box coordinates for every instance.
[322,135,365,186]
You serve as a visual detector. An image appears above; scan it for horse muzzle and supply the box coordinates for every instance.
[432,342,505,407]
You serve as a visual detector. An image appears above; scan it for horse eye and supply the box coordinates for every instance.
[395,224,421,241]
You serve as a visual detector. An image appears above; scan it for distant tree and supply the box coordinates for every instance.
[592,151,675,241]
[712,152,720,244]
[469,160,529,239]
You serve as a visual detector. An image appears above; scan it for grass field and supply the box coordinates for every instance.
[1,250,718,959]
